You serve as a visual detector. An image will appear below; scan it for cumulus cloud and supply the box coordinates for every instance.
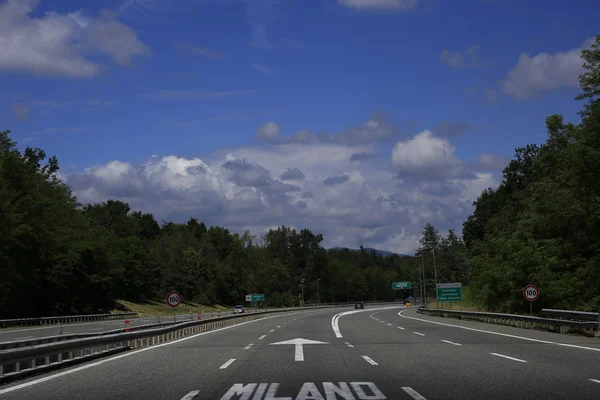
[0,0,150,78]
[64,125,498,254]
[391,130,464,179]
[281,168,306,181]
[338,0,419,11]
[256,122,281,143]
[473,153,510,171]
[502,37,594,101]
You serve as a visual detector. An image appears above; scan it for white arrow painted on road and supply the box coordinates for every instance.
[269,338,328,361]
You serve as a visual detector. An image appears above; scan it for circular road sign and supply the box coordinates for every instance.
[523,285,540,302]
[166,291,182,307]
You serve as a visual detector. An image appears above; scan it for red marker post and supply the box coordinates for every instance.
[124,320,130,332]
[523,284,540,316]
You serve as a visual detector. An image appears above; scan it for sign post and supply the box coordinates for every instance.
[392,282,412,290]
[166,291,182,322]
[523,284,539,315]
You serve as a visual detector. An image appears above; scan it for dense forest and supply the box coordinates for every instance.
[1,36,599,318]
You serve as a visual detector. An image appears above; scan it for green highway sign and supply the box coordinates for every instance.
[249,294,265,301]
[392,281,412,290]
[436,283,462,302]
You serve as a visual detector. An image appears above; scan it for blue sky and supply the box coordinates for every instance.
[1,0,598,253]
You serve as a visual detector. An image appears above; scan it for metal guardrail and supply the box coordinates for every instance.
[417,308,600,335]
[0,304,348,383]
[537,308,600,322]
[0,313,138,328]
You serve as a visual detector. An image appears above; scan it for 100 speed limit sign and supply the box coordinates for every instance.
[523,285,540,302]
[166,291,182,307]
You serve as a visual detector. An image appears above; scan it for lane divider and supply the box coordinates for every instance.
[414,332,425,336]
[258,335,266,340]
[402,387,428,400]
[219,358,236,369]
[361,355,378,366]
[490,353,527,363]
[344,342,354,348]
[180,390,200,400]
[243,343,253,350]
[441,340,461,346]
[331,306,404,338]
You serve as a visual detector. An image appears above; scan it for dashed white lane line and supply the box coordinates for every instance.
[441,340,462,346]
[219,358,236,369]
[258,335,266,340]
[362,355,379,366]
[180,390,200,400]
[244,343,254,350]
[386,323,392,326]
[414,332,425,336]
[589,379,600,384]
[397,326,405,330]
[402,387,428,400]
[269,329,275,333]
[277,325,281,328]
[490,353,527,363]
[345,342,354,348]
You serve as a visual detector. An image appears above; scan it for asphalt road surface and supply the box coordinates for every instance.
[1,306,600,399]
[0,311,234,342]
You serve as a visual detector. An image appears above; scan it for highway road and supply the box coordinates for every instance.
[0,311,234,343]
[1,306,600,399]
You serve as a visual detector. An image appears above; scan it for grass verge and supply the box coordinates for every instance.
[113,300,231,317]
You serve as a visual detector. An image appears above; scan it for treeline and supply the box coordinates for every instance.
[422,36,600,313]
[0,133,419,317]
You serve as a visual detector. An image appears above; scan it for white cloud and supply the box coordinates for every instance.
[253,63,272,75]
[65,118,499,254]
[502,38,594,101]
[0,0,150,78]
[484,88,498,104]
[338,0,419,11]
[440,45,489,69]
[391,130,464,178]
[256,122,281,143]
[473,153,509,171]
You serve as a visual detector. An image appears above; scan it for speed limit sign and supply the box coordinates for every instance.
[523,285,540,302]
[166,291,182,307]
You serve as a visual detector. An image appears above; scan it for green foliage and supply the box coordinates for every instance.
[455,36,600,313]
[0,131,418,317]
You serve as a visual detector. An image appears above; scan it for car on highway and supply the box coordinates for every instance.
[233,305,245,314]
[354,301,364,309]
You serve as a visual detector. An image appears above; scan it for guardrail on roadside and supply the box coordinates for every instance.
[0,304,349,383]
[0,313,139,328]
[417,308,600,337]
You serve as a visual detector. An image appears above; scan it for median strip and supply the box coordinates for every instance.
[490,353,527,363]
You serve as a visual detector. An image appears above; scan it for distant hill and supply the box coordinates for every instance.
[328,246,410,257]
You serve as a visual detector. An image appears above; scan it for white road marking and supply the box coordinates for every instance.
[414,332,425,336]
[362,355,379,366]
[269,329,275,333]
[397,326,405,330]
[219,358,236,369]
[90,328,104,331]
[277,325,281,328]
[490,353,527,363]
[402,386,428,400]
[0,312,310,395]
[441,340,462,346]
[258,335,266,340]
[589,379,600,384]
[399,309,600,353]
[344,341,354,348]
[243,343,254,350]
[13,336,33,340]
[180,390,200,400]
[332,306,404,338]
[386,323,392,326]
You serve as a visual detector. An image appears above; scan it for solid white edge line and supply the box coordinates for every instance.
[332,306,404,338]
[402,386,428,400]
[0,311,310,395]
[589,379,600,384]
[361,355,378,366]
[398,309,600,353]
[414,332,425,336]
[258,335,266,340]
[441,340,461,346]
[180,390,200,400]
[490,353,527,363]
[219,358,236,369]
